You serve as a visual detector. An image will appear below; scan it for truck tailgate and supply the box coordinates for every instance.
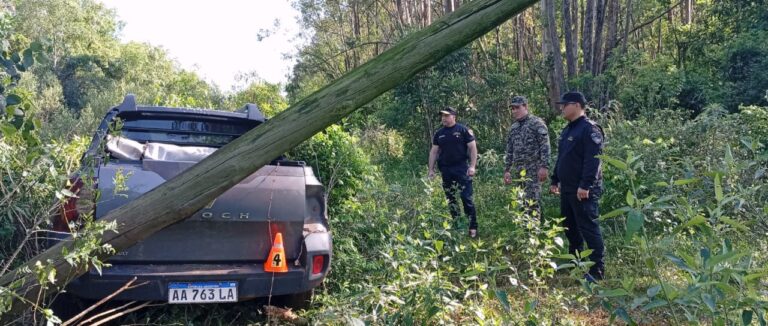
[96,160,307,263]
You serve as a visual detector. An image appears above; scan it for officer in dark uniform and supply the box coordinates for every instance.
[550,91,606,281]
[428,107,479,238]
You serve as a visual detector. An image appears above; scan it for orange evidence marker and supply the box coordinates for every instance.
[264,232,288,273]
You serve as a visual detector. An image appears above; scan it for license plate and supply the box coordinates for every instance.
[168,281,238,303]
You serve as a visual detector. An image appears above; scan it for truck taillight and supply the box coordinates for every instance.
[312,255,327,275]
[53,177,95,232]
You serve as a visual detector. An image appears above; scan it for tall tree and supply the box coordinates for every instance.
[542,0,566,111]
[563,0,577,79]
[352,0,361,39]
[515,14,525,78]
[444,0,455,13]
[621,0,633,54]
[592,0,607,75]
[604,0,619,72]
[13,0,118,70]
[581,0,595,73]
[682,0,692,25]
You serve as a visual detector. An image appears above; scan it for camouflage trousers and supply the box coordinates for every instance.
[514,177,542,219]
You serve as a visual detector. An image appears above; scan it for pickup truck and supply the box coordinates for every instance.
[52,94,331,309]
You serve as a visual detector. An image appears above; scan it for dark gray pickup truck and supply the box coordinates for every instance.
[53,95,331,308]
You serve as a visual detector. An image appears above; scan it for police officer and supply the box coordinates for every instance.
[428,107,479,238]
[550,91,606,281]
[503,95,550,217]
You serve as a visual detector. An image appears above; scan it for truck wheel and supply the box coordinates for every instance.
[273,289,313,310]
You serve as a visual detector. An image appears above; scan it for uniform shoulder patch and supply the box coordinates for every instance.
[590,131,603,144]
[468,128,474,137]
[527,117,546,135]
[586,119,605,144]
[533,117,546,131]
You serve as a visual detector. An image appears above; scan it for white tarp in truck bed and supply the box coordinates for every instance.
[106,135,217,162]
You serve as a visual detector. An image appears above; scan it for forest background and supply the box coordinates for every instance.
[1,0,768,324]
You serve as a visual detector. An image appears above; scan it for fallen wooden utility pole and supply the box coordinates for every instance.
[0,0,539,320]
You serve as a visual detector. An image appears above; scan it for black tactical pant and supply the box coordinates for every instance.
[561,189,605,278]
[440,165,478,230]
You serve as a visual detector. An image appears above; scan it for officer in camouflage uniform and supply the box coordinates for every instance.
[503,95,551,218]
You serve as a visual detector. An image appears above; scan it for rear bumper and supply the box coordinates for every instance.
[66,232,332,301]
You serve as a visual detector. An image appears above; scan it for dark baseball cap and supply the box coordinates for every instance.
[509,95,528,106]
[439,107,458,116]
[556,91,587,106]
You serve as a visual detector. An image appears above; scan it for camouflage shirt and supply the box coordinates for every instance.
[504,114,551,175]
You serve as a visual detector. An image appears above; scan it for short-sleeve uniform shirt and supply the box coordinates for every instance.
[433,123,475,169]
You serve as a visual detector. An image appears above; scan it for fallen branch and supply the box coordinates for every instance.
[77,301,151,326]
[62,277,148,326]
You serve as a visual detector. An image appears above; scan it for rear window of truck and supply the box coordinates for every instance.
[116,112,260,147]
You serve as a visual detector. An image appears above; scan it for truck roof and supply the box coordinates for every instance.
[114,94,266,122]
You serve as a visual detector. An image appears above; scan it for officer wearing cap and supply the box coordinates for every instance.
[503,95,551,218]
[428,107,479,237]
[550,91,606,281]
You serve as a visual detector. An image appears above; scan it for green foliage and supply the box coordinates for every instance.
[565,105,768,324]
[288,125,375,208]
[13,0,120,63]
[301,166,573,324]
[718,32,768,111]
[225,79,288,116]
[357,124,405,164]
[0,43,117,322]
[597,51,685,117]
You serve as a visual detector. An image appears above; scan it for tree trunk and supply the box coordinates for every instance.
[571,0,579,73]
[592,0,606,75]
[444,0,454,13]
[667,3,674,24]
[603,0,618,72]
[621,0,632,54]
[683,0,692,25]
[352,1,361,38]
[581,0,594,74]
[593,0,618,79]
[495,27,503,68]
[424,0,432,26]
[405,0,413,26]
[516,14,526,78]
[352,0,361,66]
[656,19,663,58]
[0,0,542,319]
[542,0,566,112]
[563,0,577,80]
[689,0,694,24]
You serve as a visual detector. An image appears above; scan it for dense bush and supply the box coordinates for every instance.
[288,124,376,209]
[568,105,768,324]
[719,32,768,111]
